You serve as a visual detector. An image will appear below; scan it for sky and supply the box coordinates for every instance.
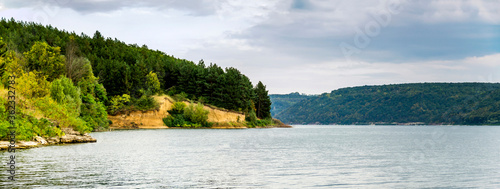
[0,0,499,94]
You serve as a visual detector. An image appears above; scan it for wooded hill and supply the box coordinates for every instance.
[269,92,315,117]
[275,83,500,125]
[0,18,272,140]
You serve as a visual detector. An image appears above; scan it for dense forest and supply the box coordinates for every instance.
[276,83,500,125]
[0,18,272,140]
[269,92,314,117]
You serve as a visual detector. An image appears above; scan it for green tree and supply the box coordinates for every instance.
[0,37,6,77]
[145,71,161,95]
[50,76,82,115]
[24,41,66,81]
[78,75,109,131]
[253,81,272,119]
[108,94,130,114]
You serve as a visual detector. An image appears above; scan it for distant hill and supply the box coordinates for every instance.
[269,92,315,117]
[275,83,500,125]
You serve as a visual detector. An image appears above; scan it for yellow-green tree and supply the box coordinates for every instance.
[1,51,25,87]
[145,71,161,95]
[17,71,50,99]
[24,41,65,81]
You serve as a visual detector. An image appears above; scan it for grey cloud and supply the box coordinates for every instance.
[1,0,217,15]
[228,0,500,64]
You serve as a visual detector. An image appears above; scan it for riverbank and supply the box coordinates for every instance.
[0,128,96,150]
[1,117,290,150]
[108,95,292,129]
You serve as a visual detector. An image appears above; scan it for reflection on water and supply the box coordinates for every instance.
[1,126,500,188]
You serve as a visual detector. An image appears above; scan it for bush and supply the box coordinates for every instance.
[172,92,188,102]
[80,94,109,131]
[245,109,257,123]
[163,102,211,128]
[108,94,130,114]
[50,76,82,115]
[78,77,109,131]
[133,95,159,111]
[169,102,186,115]
[0,98,63,140]
[245,109,273,127]
[184,103,210,127]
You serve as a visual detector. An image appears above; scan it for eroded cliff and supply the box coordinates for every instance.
[107,95,245,129]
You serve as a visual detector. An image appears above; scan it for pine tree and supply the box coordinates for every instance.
[253,81,272,119]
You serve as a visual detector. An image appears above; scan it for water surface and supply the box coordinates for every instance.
[1,125,500,188]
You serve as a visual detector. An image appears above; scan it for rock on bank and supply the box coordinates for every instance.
[0,128,96,150]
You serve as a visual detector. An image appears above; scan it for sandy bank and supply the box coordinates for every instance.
[108,95,246,129]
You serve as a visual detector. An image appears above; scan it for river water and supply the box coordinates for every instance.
[1,125,500,188]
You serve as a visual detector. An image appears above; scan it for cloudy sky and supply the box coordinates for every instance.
[0,0,499,94]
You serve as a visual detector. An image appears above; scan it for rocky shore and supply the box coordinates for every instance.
[0,128,96,150]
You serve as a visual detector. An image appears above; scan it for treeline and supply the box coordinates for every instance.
[269,92,315,117]
[0,18,271,118]
[276,83,500,125]
[0,18,273,140]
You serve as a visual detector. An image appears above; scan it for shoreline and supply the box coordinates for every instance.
[0,123,292,150]
[0,128,97,150]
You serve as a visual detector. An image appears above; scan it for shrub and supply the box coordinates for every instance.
[173,92,188,102]
[163,102,211,128]
[184,103,210,127]
[169,102,186,115]
[108,94,130,114]
[50,76,82,115]
[133,95,159,111]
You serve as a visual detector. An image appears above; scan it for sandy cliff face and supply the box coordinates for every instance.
[108,96,245,129]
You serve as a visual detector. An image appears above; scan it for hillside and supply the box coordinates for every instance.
[108,95,246,129]
[276,83,500,125]
[0,18,274,142]
[269,92,315,117]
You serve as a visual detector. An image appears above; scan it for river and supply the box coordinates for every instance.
[1,125,500,188]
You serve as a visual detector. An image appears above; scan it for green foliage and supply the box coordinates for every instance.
[0,19,268,113]
[172,92,188,102]
[132,95,159,111]
[253,81,272,119]
[0,37,6,77]
[245,111,273,128]
[108,94,130,114]
[277,83,500,125]
[1,51,25,87]
[163,102,211,128]
[50,76,82,114]
[0,37,6,56]
[33,96,91,134]
[80,94,109,131]
[17,71,51,99]
[269,92,315,117]
[145,71,161,95]
[66,57,93,83]
[0,97,63,141]
[0,19,274,132]
[184,103,210,126]
[169,102,186,115]
[245,109,257,123]
[24,41,65,81]
[78,76,110,131]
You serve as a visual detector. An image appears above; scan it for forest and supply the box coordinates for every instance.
[0,18,272,140]
[269,92,315,117]
[276,83,500,125]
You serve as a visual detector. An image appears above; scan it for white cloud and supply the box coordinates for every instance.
[463,53,500,67]
[1,0,499,94]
